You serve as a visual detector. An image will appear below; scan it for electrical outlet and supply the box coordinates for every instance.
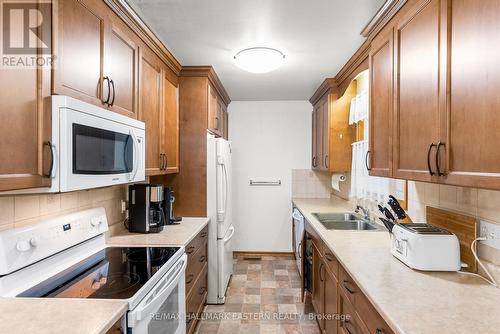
[479,220,500,250]
[121,200,128,214]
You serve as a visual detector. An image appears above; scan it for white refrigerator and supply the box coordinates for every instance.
[207,135,235,304]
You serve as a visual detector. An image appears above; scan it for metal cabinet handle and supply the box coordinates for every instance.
[319,263,325,282]
[325,252,335,262]
[164,154,168,170]
[435,142,445,176]
[102,76,111,104]
[325,155,329,169]
[109,79,116,106]
[159,154,164,170]
[342,280,356,294]
[365,150,371,171]
[427,143,437,176]
[44,141,54,178]
[200,231,208,238]
[186,274,194,284]
[375,329,383,334]
[199,255,206,262]
[215,117,220,130]
[199,287,207,295]
[345,321,355,334]
[312,156,317,168]
[186,246,196,254]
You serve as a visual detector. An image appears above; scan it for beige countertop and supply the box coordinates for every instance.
[107,217,210,247]
[293,197,500,334]
[0,298,127,334]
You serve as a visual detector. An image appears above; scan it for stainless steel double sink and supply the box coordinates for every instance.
[312,212,382,231]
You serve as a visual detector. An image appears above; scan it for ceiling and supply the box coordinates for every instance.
[128,0,386,101]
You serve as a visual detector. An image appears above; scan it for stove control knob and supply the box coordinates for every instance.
[30,237,40,247]
[91,217,102,228]
[16,240,31,252]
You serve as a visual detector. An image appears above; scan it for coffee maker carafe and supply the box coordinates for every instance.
[128,184,166,233]
[163,187,182,225]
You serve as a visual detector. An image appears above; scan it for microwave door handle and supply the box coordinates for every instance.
[129,130,140,181]
[130,255,187,322]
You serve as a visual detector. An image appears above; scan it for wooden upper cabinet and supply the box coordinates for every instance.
[54,0,139,117]
[393,0,441,182]
[53,0,106,105]
[139,48,163,176]
[207,84,222,137]
[311,83,355,173]
[105,16,139,118]
[162,71,180,173]
[369,28,394,177]
[321,98,330,170]
[313,102,324,169]
[0,23,52,191]
[440,0,500,189]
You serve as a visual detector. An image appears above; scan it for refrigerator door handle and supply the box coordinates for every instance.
[223,225,235,243]
[217,162,228,222]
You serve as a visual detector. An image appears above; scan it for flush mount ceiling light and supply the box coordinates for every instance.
[233,47,286,74]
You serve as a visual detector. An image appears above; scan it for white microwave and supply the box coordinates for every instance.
[8,96,145,194]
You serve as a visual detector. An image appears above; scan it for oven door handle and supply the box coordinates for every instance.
[129,130,140,181]
[128,254,187,325]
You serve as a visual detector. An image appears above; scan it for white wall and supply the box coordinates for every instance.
[229,101,312,252]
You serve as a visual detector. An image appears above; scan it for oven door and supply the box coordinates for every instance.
[127,254,187,334]
[59,107,145,192]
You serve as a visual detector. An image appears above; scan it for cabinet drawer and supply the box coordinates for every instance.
[186,226,208,256]
[339,289,366,334]
[186,241,207,297]
[339,266,359,307]
[323,248,339,279]
[356,292,394,334]
[186,264,208,334]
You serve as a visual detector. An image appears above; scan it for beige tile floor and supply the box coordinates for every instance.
[194,255,321,334]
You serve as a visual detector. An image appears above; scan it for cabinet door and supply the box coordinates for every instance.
[0,28,51,191]
[312,106,318,168]
[311,242,325,329]
[207,85,221,136]
[441,0,500,189]
[322,98,330,171]
[324,267,338,334]
[139,48,163,176]
[53,0,105,106]
[314,104,324,170]
[393,0,441,182]
[223,104,229,139]
[105,17,139,118]
[369,29,394,177]
[162,70,180,173]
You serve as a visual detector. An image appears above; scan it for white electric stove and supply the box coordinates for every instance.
[0,207,186,334]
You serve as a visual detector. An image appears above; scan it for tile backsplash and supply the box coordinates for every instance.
[0,185,127,235]
[406,181,500,278]
[292,170,333,198]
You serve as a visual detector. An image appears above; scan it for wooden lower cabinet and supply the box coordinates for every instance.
[307,221,394,334]
[185,226,209,334]
[324,265,338,334]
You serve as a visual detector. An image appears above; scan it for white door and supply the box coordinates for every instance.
[216,139,232,239]
[292,209,305,277]
[217,224,235,303]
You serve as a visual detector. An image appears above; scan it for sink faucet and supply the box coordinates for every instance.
[355,205,370,220]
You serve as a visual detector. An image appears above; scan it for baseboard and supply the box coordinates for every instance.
[233,251,294,258]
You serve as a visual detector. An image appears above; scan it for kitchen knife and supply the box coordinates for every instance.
[379,217,395,233]
[388,195,412,224]
[382,207,396,223]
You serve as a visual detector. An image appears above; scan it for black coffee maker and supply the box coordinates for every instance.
[128,184,167,233]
